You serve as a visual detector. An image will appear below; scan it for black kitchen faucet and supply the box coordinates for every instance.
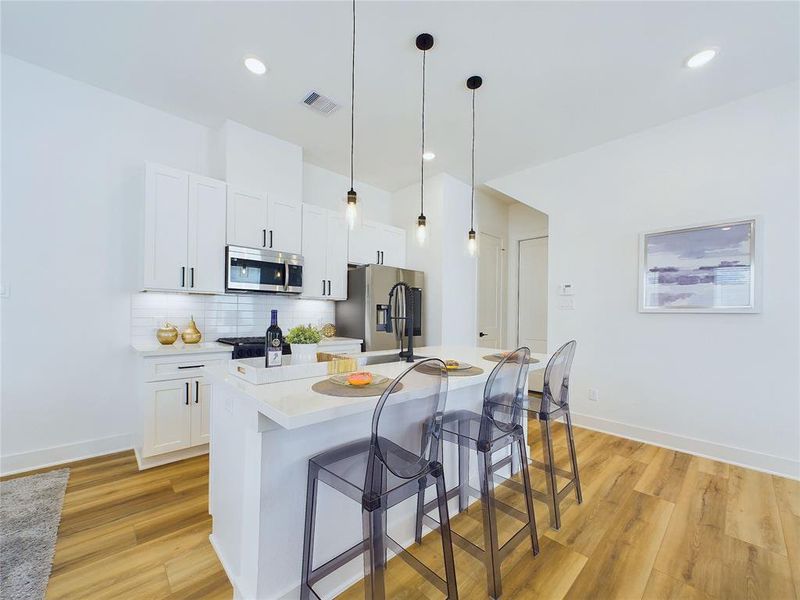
[386,281,419,363]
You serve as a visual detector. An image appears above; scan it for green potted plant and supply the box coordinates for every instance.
[285,324,322,361]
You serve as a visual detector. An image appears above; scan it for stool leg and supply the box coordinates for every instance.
[435,471,459,599]
[564,410,583,503]
[414,476,427,543]
[517,436,540,555]
[510,442,519,477]
[362,505,387,599]
[540,418,560,529]
[300,465,319,600]
[478,449,502,599]
[457,424,469,512]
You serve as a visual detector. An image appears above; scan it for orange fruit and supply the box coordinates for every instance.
[347,372,373,386]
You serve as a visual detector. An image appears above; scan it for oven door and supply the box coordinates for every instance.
[226,246,287,293]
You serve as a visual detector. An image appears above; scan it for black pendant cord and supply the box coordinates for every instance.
[470,88,475,230]
[349,0,356,192]
[420,49,427,217]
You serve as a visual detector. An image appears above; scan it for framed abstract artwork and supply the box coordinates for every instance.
[639,218,759,313]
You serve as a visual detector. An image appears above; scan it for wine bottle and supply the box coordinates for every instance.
[265,309,283,367]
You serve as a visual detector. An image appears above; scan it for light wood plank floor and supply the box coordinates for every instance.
[3,423,797,599]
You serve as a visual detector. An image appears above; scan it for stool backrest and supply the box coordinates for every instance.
[366,359,449,490]
[541,340,577,414]
[481,347,530,439]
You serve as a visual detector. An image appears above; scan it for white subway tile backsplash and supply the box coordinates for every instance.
[130,292,336,344]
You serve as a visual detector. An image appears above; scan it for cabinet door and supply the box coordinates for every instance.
[380,225,407,268]
[227,188,268,248]
[326,211,349,300]
[144,163,189,291]
[301,204,328,299]
[143,379,191,457]
[348,220,381,265]
[268,198,302,254]
[190,378,211,446]
[188,175,226,293]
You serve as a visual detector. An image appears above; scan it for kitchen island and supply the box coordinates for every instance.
[204,345,547,600]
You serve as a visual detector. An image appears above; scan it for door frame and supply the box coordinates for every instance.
[516,235,548,348]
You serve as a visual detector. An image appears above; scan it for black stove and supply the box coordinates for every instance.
[217,336,291,360]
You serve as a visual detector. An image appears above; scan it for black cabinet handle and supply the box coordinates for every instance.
[185,381,189,405]
[327,280,331,296]
[269,230,273,248]
[377,250,380,264]
[190,267,195,288]
[262,229,267,247]
[195,381,199,404]
[180,266,185,287]
[322,279,326,295]
[178,364,204,369]
[381,251,385,264]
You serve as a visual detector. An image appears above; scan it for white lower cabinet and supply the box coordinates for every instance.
[136,350,230,469]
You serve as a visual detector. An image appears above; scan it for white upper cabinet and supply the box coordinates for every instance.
[301,204,348,300]
[226,188,268,249]
[188,175,226,293]
[268,197,301,255]
[226,188,301,254]
[348,220,406,268]
[143,163,225,293]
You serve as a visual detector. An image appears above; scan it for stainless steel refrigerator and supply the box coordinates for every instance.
[335,265,425,352]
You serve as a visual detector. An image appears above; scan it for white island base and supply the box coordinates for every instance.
[205,346,546,600]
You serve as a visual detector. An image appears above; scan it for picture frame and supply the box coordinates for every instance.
[638,218,760,313]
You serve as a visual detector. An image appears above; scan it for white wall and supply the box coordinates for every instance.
[1,56,211,471]
[391,173,476,346]
[489,82,800,477]
[303,163,395,225]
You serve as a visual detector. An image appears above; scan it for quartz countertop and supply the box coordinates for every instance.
[204,345,549,430]
[131,341,233,357]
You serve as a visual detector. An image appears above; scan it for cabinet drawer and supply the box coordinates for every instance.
[143,353,230,382]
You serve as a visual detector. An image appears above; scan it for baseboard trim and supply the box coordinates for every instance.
[570,412,800,480]
[134,445,209,470]
[0,433,133,477]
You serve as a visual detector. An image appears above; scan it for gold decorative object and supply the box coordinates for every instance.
[181,316,202,344]
[156,322,179,345]
[321,323,336,338]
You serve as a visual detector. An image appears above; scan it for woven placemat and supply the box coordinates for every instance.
[417,363,484,377]
[311,379,403,398]
[482,354,541,364]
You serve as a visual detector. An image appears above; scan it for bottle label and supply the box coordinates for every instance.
[267,349,282,367]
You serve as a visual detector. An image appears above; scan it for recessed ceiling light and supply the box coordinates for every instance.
[244,56,267,75]
[422,151,436,161]
[721,226,731,231]
[685,48,718,69]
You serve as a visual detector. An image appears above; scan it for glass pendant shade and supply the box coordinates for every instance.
[416,214,427,245]
[346,189,358,230]
[467,229,477,256]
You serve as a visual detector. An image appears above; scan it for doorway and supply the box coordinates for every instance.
[518,236,548,391]
[476,232,503,348]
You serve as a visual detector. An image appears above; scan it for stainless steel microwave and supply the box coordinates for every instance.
[225,246,303,294]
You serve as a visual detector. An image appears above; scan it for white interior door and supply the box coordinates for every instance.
[476,232,503,348]
[187,174,226,293]
[326,211,349,300]
[518,237,548,354]
[301,204,328,299]
[144,163,189,291]
[227,188,268,248]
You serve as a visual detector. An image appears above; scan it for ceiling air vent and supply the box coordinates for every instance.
[301,91,339,115]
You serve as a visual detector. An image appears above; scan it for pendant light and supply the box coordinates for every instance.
[345,0,358,229]
[415,33,434,246]
[467,75,482,256]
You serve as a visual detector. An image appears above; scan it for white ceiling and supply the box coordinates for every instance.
[2,1,797,192]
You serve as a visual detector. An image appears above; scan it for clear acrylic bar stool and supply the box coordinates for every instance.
[502,340,582,530]
[300,358,458,600]
[414,347,539,600]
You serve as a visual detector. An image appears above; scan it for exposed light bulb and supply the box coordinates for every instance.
[467,230,477,256]
[346,189,358,230]
[422,151,436,161]
[416,215,427,245]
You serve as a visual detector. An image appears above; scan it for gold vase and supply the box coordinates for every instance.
[156,323,179,345]
[181,316,202,344]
